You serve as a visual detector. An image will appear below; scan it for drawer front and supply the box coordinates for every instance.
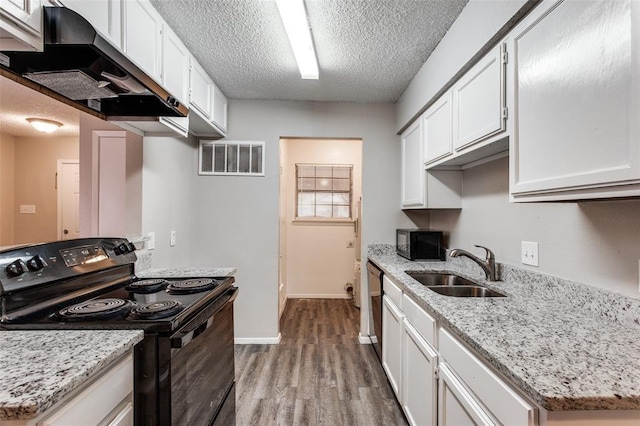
[402,293,436,347]
[439,328,536,426]
[383,275,402,309]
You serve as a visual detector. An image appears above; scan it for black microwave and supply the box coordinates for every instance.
[396,229,445,260]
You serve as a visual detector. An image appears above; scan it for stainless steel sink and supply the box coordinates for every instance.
[405,271,506,298]
[406,271,477,287]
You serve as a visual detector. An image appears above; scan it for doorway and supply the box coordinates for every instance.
[278,138,363,319]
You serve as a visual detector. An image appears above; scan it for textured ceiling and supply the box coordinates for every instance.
[0,76,80,138]
[149,0,468,103]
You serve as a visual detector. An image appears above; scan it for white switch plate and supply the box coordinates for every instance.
[521,241,539,267]
[19,205,36,214]
[170,230,176,247]
[147,232,155,250]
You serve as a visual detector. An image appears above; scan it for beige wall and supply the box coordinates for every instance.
[12,135,78,244]
[430,157,640,296]
[282,138,362,298]
[0,133,15,246]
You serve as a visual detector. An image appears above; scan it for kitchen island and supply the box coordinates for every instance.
[0,330,143,422]
[368,244,640,423]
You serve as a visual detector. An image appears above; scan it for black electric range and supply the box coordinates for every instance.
[0,238,238,426]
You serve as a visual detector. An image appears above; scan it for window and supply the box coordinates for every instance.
[296,164,353,219]
[199,140,265,176]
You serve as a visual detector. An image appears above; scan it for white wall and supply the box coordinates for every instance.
[396,0,528,132]
[141,135,198,267]
[431,157,640,296]
[193,100,413,341]
[283,138,362,299]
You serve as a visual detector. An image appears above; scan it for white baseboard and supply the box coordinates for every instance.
[358,333,371,344]
[287,294,351,299]
[235,333,282,345]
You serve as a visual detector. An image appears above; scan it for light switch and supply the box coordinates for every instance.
[521,241,539,267]
[170,230,176,247]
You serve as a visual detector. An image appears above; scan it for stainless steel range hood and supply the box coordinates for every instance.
[0,7,188,120]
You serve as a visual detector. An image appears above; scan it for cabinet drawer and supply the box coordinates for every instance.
[439,328,536,426]
[383,275,402,309]
[402,293,436,347]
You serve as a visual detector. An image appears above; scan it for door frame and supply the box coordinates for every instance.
[56,159,80,240]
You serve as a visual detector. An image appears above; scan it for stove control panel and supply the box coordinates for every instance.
[0,238,136,295]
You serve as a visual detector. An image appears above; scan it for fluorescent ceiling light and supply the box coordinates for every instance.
[275,0,319,80]
[26,118,63,133]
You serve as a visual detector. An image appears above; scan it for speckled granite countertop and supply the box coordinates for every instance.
[136,266,236,278]
[368,245,640,412]
[0,330,143,421]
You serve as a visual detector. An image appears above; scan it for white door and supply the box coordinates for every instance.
[57,161,80,240]
[401,120,424,208]
[424,92,453,164]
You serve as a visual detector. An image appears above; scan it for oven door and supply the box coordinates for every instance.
[168,287,238,425]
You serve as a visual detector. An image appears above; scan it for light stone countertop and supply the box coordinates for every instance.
[136,266,236,278]
[0,330,143,421]
[368,244,640,412]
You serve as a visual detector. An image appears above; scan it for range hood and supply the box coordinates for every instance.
[0,7,188,120]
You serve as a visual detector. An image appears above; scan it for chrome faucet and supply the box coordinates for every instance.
[449,245,498,281]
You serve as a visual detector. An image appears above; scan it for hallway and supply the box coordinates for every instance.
[235,299,407,425]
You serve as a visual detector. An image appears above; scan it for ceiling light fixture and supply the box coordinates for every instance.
[275,0,319,80]
[26,118,63,133]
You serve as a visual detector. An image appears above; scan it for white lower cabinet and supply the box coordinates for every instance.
[439,363,495,426]
[402,318,438,426]
[382,294,403,398]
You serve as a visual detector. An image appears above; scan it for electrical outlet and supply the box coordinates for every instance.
[170,230,176,247]
[346,240,354,248]
[147,232,155,250]
[521,241,539,267]
[19,205,36,214]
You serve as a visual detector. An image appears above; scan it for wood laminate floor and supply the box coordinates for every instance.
[235,298,408,425]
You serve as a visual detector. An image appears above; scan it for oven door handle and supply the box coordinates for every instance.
[170,287,239,349]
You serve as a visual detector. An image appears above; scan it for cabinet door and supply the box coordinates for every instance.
[382,295,403,398]
[424,92,453,164]
[0,0,42,50]
[212,83,228,133]
[162,24,189,105]
[401,120,425,208]
[438,363,496,426]
[453,43,505,152]
[402,319,437,426]
[62,0,122,49]
[189,58,213,120]
[510,0,640,201]
[123,0,162,81]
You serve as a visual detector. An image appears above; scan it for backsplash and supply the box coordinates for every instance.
[367,244,640,328]
[134,249,152,272]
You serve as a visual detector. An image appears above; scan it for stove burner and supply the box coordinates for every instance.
[166,278,217,294]
[128,300,184,320]
[57,298,133,321]
[127,278,168,293]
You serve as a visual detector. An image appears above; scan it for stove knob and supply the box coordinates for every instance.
[5,260,26,278]
[26,256,44,272]
[115,243,129,255]
[126,242,136,252]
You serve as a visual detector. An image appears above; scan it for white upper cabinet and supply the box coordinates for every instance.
[189,57,213,120]
[62,0,122,49]
[401,120,425,208]
[424,92,453,165]
[0,0,42,50]
[401,118,462,210]
[453,43,506,152]
[509,0,640,201]
[212,83,228,133]
[123,0,162,82]
[161,23,189,105]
